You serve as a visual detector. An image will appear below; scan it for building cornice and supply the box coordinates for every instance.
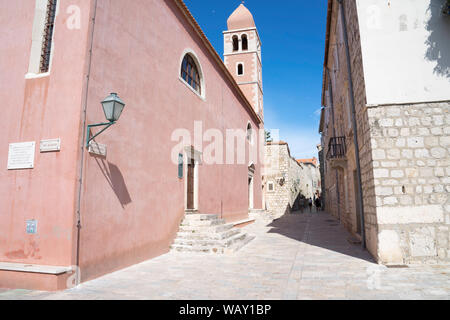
[321,0,334,107]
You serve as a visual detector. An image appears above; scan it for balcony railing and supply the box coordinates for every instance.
[327,136,347,160]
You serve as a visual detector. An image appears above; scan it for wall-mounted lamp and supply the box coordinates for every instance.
[86,93,126,148]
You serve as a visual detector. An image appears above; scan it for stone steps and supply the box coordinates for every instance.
[248,209,273,221]
[173,232,247,247]
[176,228,241,241]
[171,234,255,254]
[181,218,226,227]
[171,213,254,254]
[183,213,219,221]
[179,222,234,233]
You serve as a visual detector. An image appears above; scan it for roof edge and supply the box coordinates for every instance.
[321,0,333,107]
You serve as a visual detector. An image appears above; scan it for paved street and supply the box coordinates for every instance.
[1,211,449,300]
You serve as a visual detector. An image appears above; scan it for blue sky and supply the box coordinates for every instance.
[184,0,328,159]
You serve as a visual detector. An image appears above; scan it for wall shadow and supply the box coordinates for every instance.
[266,211,375,263]
[425,1,450,79]
[93,156,132,208]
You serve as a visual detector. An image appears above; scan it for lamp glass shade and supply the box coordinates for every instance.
[101,93,125,122]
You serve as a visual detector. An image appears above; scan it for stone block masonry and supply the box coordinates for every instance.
[368,101,450,264]
[264,143,305,217]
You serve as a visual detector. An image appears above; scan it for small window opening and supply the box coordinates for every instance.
[237,63,244,76]
[232,35,239,52]
[242,34,248,51]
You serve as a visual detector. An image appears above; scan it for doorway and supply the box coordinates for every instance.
[185,146,199,211]
[187,158,195,210]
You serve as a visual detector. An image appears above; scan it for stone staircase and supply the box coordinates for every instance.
[249,209,274,222]
[171,213,255,254]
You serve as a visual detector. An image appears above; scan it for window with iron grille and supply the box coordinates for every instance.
[181,54,201,95]
[40,0,57,73]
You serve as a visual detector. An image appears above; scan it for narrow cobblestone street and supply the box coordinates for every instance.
[1,212,449,300]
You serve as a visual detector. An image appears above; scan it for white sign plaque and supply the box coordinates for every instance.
[88,141,107,157]
[40,138,61,152]
[7,141,36,170]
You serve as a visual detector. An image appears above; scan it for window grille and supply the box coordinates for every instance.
[40,0,57,73]
[181,54,201,94]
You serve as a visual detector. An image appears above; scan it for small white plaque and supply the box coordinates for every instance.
[88,141,107,157]
[40,138,61,153]
[7,142,36,170]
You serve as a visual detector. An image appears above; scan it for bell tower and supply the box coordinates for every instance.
[224,3,263,120]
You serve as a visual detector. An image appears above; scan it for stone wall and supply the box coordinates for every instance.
[322,0,378,256]
[368,102,450,264]
[264,143,304,217]
[322,0,449,265]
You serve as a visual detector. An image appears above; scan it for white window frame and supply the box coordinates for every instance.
[26,0,60,79]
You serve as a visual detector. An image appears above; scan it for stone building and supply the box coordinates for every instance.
[319,0,450,265]
[296,158,321,199]
[0,1,264,290]
[263,142,304,217]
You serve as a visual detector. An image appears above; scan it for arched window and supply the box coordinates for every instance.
[246,123,253,143]
[181,54,201,94]
[232,35,239,52]
[241,34,248,51]
[237,63,244,76]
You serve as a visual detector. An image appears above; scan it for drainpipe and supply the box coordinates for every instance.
[337,0,366,249]
[74,0,98,285]
[325,67,341,222]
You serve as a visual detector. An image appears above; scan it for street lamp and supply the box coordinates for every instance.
[86,93,126,148]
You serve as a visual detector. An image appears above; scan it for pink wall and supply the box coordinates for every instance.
[0,0,92,270]
[0,0,263,287]
[78,0,262,281]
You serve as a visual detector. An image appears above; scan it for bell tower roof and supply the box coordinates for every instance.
[227,4,256,30]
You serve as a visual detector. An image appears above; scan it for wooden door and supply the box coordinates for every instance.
[187,158,195,210]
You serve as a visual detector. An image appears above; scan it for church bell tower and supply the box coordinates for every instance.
[224,3,263,120]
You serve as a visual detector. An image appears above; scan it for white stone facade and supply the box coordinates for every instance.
[320,0,450,265]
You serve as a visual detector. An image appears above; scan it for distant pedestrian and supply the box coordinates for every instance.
[308,198,312,212]
[315,197,322,212]
[299,197,305,213]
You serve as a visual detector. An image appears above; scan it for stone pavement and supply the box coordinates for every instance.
[1,212,449,300]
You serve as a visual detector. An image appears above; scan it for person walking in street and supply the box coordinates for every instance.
[315,196,322,212]
[308,197,313,212]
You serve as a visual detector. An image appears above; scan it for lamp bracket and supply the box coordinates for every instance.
[86,122,115,148]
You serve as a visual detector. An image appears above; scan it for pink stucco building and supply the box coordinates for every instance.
[0,0,264,291]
